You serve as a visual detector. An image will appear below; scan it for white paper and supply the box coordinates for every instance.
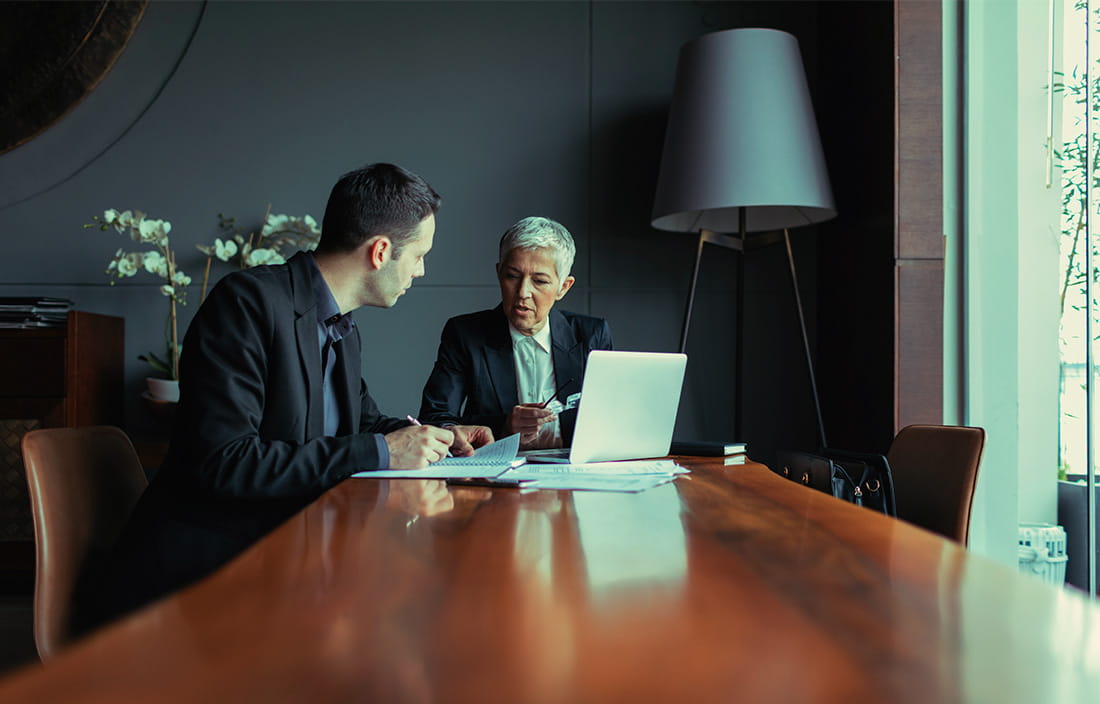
[504,460,687,480]
[433,432,521,466]
[499,459,687,493]
[519,473,680,493]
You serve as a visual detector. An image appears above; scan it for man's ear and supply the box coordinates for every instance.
[556,276,576,301]
[365,236,392,270]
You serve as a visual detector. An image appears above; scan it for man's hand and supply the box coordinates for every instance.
[504,403,556,448]
[384,425,454,468]
[385,479,454,516]
[447,425,494,456]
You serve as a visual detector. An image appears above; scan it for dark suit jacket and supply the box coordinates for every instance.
[158,250,407,500]
[89,252,407,626]
[419,305,613,443]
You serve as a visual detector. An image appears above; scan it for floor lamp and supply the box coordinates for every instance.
[651,28,837,447]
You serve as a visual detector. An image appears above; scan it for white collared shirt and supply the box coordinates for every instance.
[508,322,562,448]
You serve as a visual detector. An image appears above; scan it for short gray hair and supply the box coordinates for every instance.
[498,216,576,279]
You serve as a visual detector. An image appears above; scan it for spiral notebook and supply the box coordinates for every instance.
[352,433,524,479]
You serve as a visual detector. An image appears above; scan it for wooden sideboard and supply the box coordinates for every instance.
[0,312,123,428]
[0,311,123,572]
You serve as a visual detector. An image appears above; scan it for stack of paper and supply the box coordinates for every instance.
[0,297,72,329]
[500,460,687,493]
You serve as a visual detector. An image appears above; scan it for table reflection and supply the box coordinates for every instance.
[572,483,687,595]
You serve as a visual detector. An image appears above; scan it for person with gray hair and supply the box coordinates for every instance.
[498,215,577,282]
[420,216,613,449]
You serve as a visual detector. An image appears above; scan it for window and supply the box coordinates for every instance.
[1057,0,1099,595]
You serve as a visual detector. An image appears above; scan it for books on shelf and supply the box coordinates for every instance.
[0,298,73,329]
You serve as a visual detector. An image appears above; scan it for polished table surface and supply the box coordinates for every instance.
[1,457,1099,702]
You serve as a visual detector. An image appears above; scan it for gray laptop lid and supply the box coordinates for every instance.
[567,350,688,464]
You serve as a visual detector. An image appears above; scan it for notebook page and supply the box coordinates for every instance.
[434,432,521,466]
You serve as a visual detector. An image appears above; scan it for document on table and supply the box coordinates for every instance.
[352,433,523,479]
[512,473,681,493]
[503,460,687,480]
[499,459,689,492]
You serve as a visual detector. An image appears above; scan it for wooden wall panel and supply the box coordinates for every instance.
[896,0,945,261]
[894,0,944,428]
[896,259,944,429]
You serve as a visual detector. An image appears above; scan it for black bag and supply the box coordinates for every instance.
[773,448,897,517]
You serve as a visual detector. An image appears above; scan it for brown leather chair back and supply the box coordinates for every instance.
[21,426,148,660]
[886,424,985,544]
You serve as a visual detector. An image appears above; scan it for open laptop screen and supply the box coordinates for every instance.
[526,350,687,464]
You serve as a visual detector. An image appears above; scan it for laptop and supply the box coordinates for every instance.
[522,350,688,464]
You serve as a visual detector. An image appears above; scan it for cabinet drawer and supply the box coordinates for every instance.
[0,337,65,397]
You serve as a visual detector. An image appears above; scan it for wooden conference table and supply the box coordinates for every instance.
[0,457,1098,702]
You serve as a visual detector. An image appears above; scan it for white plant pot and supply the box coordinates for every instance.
[145,377,180,403]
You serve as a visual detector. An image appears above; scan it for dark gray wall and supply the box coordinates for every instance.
[0,1,826,463]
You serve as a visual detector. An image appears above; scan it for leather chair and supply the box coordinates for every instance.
[886,424,986,544]
[20,426,148,660]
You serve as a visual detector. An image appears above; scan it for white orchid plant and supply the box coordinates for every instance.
[196,207,320,301]
[86,209,190,381]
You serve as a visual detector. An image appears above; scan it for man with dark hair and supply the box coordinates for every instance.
[163,161,489,496]
[316,163,442,256]
[86,163,491,628]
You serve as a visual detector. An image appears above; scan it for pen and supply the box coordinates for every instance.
[407,415,453,457]
[539,377,575,409]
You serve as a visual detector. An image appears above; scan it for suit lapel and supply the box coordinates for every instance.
[550,310,584,443]
[289,253,324,439]
[550,310,583,399]
[484,305,518,415]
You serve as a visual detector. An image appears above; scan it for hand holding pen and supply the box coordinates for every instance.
[382,419,453,467]
[406,415,454,458]
[504,377,575,442]
[539,376,575,409]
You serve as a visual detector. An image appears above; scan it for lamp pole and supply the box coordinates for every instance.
[783,228,827,450]
[734,207,746,441]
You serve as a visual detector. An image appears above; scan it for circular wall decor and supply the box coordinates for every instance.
[0,0,147,155]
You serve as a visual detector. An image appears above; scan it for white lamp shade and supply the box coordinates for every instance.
[651,28,836,233]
